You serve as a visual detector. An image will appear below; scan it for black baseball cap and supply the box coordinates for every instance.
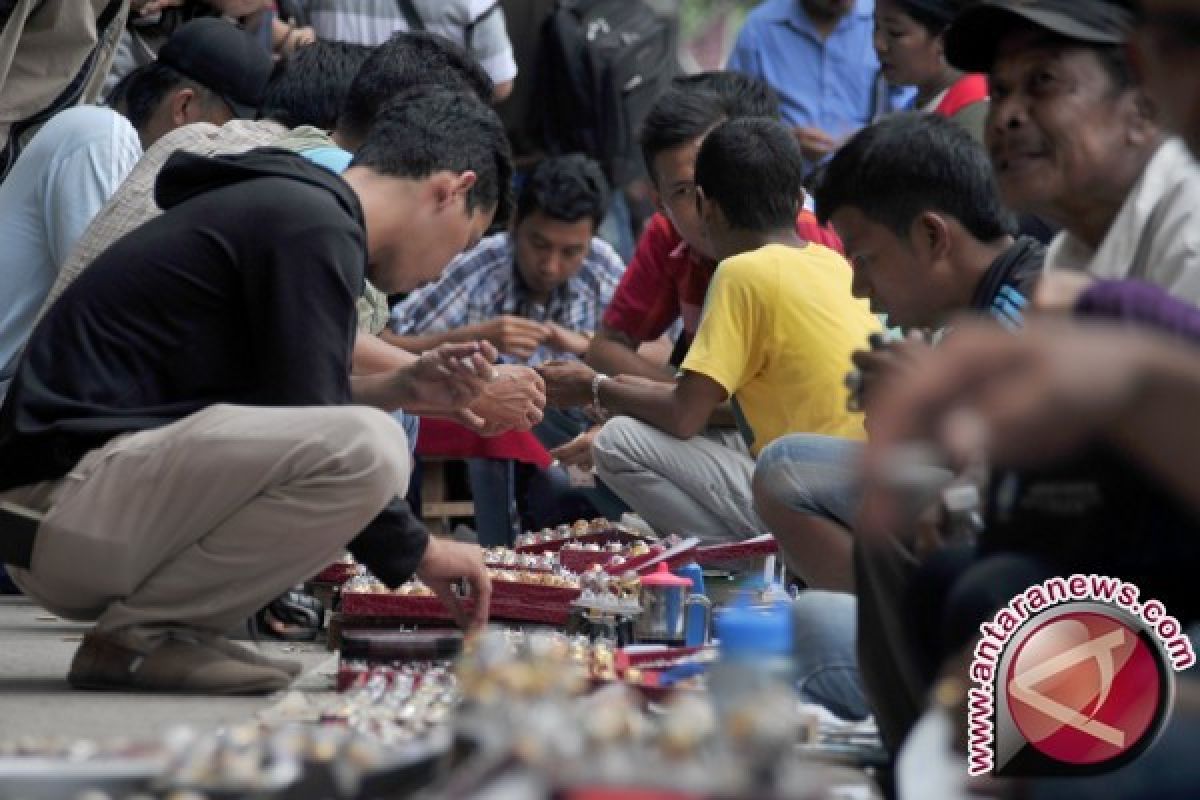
[157,18,274,119]
[945,0,1137,73]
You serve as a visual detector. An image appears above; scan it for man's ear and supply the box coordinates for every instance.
[169,87,197,126]
[453,170,478,197]
[434,171,478,210]
[913,211,952,263]
[1126,89,1159,145]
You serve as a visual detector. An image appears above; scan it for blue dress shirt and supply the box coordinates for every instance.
[727,0,914,136]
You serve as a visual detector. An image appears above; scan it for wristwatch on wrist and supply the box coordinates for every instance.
[591,372,609,408]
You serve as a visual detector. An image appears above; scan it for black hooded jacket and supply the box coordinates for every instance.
[0,148,428,584]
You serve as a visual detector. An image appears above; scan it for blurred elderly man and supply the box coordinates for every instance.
[946,0,1200,300]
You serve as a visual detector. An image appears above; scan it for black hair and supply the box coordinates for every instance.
[339,31,493,143]
[115,61,205,132]
[352,86,514,225]
[695,117,805,232]
[670,70,781,118]
[640,72,781,183]
[889,0,960,35]
[814,112,1015,241]
[515,154,609,229]
[259,40,373,130]
[104,67,140,114]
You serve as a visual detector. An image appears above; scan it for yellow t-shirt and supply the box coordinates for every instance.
[681,243,879,455]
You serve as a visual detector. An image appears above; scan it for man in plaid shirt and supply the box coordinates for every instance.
[388,154,625,367]
[388,153,629,544]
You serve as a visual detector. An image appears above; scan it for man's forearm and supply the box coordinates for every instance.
[353,332,418,375]
[350,371,408,411]
[586,330,676,381]
[350,369,442,414]
[382,326,481,354]
[597,379,708,440]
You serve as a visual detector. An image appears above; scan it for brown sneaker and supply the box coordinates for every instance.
[68,629,292,695]
[198,634,304,678]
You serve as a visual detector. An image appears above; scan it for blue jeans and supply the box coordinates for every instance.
[467,409,628,548]
[754,434,864,527]
[465,458,520,547]
[532,408,629,522]
[792,589,871,720]
[392,411,420,456]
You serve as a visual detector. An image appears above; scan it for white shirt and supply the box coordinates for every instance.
[303,0,518,85]
[1045,138,1200,302]
[0,105,142,401]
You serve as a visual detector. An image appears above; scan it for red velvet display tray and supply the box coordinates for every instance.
[558,548,622,574]
[691,534,777,566]
[559,537,700,577]
[341,578,580,626]
[341,595,573,627]
[483,557,558,573]
[515,528,652,555]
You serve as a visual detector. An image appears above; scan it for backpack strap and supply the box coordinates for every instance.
[395,0,425,31]
[463,0,502,55]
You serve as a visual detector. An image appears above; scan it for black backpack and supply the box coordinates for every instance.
[533,0,676,186]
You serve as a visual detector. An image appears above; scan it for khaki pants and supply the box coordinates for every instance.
[1,404,409,639]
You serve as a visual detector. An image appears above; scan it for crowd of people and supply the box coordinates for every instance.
[1,0,1199,792]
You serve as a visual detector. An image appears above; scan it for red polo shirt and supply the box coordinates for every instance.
[602,209,844,343]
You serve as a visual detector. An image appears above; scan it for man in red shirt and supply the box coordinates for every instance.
[587,73,843,383]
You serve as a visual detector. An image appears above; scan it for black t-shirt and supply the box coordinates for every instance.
[968,235,1045,319]
[985,448,1200,624]
[0,148,428,585]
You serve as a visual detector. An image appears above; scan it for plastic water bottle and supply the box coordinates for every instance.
[709,597,800,782]
[710,597,795,699]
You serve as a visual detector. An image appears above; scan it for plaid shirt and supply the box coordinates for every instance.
[390,232,626,366]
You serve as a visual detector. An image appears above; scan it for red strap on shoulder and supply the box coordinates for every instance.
[936,74,989,118]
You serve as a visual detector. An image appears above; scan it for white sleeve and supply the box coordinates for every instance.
[464,2,517,85]
[43,113,142,267]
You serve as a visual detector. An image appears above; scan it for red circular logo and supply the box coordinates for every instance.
[1005,611,1163,766]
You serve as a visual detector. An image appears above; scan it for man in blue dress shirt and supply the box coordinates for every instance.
[727,0,912,167]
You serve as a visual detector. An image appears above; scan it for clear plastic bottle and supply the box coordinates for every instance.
[710,599,796,734]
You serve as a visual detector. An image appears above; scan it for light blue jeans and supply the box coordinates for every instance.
[754,434,863,527]
[792,589,871,721]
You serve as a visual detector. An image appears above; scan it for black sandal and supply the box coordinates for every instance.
[254,588,323,641]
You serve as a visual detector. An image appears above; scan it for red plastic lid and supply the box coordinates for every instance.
[638,562,692,588]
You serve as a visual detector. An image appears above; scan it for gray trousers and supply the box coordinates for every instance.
[592,415,763,542]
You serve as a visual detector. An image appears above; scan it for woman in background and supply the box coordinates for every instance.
[873,0,988,141]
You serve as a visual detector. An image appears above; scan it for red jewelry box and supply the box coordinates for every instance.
[691,534,777,566]
[340,576,581,626]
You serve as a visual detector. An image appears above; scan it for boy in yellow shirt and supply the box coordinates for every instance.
[539,117,878,542]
